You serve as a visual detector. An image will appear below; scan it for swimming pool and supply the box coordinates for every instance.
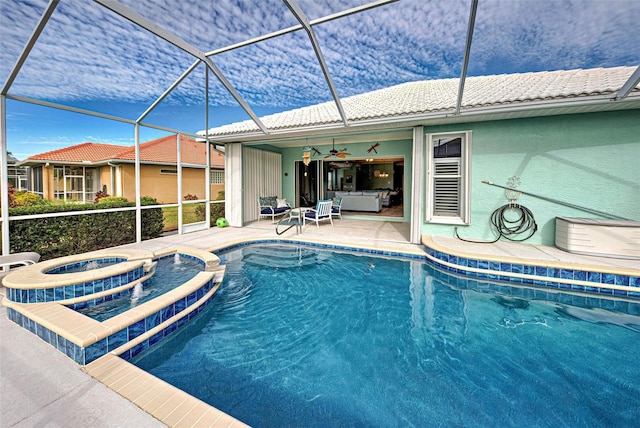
[132,244,640,426]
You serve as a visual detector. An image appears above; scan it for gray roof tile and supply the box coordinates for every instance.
[200,66,637,137]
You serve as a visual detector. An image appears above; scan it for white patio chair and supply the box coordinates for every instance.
[0,252,41,283]
[303,200,333,228]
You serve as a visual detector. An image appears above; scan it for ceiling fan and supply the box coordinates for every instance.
[324,139,351,158]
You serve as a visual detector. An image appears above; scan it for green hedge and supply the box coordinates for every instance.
[9,198,164,260]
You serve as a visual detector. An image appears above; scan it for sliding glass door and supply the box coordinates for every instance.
[295,160,321,207]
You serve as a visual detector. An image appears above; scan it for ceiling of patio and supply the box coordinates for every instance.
[1,0,638,137]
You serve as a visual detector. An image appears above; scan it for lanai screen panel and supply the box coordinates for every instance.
[3,0,193,120]
[214,30,337,115]
[118,0,300,51]
[467,0,640,76]
[309,0,470,120]
[2,0,639,138]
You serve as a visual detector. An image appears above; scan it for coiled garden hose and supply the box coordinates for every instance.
[455,203,538,243]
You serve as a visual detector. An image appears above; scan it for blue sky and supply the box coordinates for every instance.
[1,0,639,159]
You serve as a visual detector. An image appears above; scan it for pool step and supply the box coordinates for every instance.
[231,246,330,268]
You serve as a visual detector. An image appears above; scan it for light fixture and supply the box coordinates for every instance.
[302,146,311,166]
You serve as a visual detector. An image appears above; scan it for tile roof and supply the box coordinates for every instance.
[22,135,224,167]
[200,66,639,137]
[113,135,224,167]
[25,142,126,163]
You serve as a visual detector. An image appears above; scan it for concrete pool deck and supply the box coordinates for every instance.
[2,219,638,427]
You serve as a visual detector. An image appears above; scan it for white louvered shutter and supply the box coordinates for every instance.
[433,158,461,217]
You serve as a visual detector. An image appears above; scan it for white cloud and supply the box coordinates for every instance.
[1,0,638,115]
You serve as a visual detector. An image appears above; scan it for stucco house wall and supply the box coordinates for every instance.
[422,110,640,245]
[118,164,223,204]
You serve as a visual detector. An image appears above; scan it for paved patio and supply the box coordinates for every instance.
[2,219,638,427]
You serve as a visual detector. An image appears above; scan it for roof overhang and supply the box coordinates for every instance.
[201,93,640,147]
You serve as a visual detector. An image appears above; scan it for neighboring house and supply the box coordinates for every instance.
[7,152,28,191]
[199,66,640,246]
[19,135,224,204]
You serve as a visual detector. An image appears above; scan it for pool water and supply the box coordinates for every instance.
[132,244,640,427]
[76,256,203,322]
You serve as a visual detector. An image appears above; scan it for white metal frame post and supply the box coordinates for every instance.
[177,133,183,234]
[134,124,142,242]
[1,0,60,254]
[205,68,211,228]
[1,95,9,254]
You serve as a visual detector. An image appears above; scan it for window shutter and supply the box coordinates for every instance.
[433,159,461,216]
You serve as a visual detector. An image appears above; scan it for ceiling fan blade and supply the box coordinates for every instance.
[336,152,351,158]
[324,154,332,159]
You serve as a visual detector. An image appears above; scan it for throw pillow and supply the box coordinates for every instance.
[276,198,288,208]
[259,197,272,207]
[267,196,277,208]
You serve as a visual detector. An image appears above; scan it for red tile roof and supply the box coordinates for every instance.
[24,142,126,163]
[22,135,224,167]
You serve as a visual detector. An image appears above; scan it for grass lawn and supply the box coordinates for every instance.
[162,204,204,231]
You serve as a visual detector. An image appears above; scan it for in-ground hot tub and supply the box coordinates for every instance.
[1,246,225,365]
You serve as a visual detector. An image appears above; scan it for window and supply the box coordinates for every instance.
[426,131,471,224]
[210,169,224,184]
[53,165,100,203]
[6,155,28,191]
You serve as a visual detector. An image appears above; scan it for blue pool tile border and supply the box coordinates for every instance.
[46,257,127,274]
[6,266,145,304]
[215,239,638,300]
[6,253,204,305]
[422,244,639,299]
[6,276,217,365]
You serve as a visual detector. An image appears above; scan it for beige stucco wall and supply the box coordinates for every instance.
[37,164,223,204]
[120,164,223,204]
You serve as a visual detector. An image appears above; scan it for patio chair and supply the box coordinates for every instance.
[303,200,333,228]
[0,252,40,283]
[258,197,291,222]
[331,196,343,220]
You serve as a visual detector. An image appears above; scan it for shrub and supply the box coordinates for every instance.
[7,184,16,207]
[13,191,49,207]
[9,197,164,260]
[183,194,199,200]
[94,190,109,203]
[96,196,129,207]
[141,196,163,239]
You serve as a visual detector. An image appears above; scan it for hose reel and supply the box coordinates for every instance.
[455,176,538,243]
